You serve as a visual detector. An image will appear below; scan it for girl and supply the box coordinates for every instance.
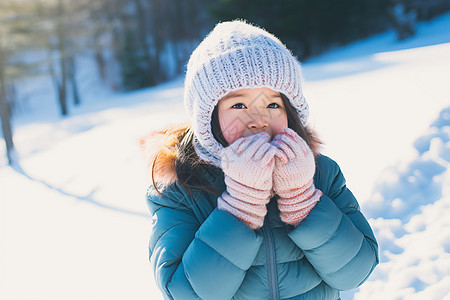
[142,20,378,300]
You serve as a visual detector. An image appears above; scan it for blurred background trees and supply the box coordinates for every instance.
[211,0,392,58]
[1,0,450,165]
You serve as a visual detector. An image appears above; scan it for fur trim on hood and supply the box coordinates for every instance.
[140,123,190,187]
[140,123,322,187]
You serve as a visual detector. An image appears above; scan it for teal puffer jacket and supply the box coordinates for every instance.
[146,155,378,300]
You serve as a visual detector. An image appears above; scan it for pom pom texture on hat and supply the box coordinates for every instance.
[184,20,309,167]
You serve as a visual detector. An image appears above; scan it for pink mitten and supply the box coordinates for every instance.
[217,132,277,230]
[271,128,322,226]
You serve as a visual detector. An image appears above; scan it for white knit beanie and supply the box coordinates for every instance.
[184,20,309,168]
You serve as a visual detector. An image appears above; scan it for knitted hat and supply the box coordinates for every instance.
[184,20,309,168]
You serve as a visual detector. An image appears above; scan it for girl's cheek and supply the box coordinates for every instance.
[271,115,288,137]
[222,119,245,144]
[223,131,237,144]
[218,106,243,144]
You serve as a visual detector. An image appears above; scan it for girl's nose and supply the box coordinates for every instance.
[247,109,269,129]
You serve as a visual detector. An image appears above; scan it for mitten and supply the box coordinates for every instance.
[217,132,277,230]
[271,128,322,226]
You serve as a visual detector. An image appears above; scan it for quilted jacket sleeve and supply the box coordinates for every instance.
[288,155,379,290]
[146,183,263,300]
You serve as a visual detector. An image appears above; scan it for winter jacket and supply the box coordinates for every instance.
[145,153,379,300]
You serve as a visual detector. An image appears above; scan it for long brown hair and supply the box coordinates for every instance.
[150,93,321,196]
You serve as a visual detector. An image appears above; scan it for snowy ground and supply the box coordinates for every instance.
[1,13,450,300]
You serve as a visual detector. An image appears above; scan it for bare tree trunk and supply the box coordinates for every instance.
[67,55,80,105]
[49,54,68,115]
[150,0,164,82]
[94,49,106,80]
[93,29,107,80]
[135,0,155,85]
[56,0,68,115]
[0,47,15,165]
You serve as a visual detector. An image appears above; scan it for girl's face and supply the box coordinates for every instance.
[217,87,288,145]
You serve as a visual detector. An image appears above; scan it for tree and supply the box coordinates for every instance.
[0,0,37,165]
[86,0,214,91]
[391,1,417,40]
[0,45,15,165]
[209,0,392,59]
[41,0,86,115]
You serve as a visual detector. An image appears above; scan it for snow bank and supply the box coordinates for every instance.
[349,106,450,300]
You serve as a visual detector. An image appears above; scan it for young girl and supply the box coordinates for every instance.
[142,20,378,300]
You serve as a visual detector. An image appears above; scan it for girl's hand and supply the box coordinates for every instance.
[271,128,322,226]
[217,132,277,229]
[219,132,277,190]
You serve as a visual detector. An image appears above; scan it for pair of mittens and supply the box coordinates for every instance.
[217,129,321,229]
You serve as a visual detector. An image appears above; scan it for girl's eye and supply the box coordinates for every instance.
[231,103,246,109]
[267,102,282,108]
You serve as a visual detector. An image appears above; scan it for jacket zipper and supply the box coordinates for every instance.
[262,217,280,300]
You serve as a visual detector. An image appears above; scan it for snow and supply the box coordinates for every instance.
[1,12,450,300]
